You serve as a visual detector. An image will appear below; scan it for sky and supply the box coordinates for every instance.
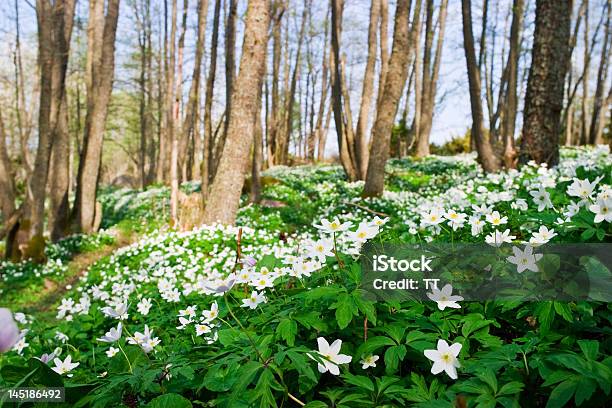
[0,0,606,156]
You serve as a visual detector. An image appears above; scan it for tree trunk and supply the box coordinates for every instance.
[362,0,412,197]
[376,0,390,111]
[202,0,221,202]
[170,0,188,225]
[0,106,16,222]
[354,0,380,179]
[416,0,448,157]
[520,0,572,166]
[215,0,237,173]
[8,0,76,260]
[72,0,120,234]
[202,0,270,224]
[580,0,591,145]
[461,0,501,172]
[49,98,71,242]
[183,0,209,182]
[589,0,610,145]
[501,0,524,168]
[330,0,358,181]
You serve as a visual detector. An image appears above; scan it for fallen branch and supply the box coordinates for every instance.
[341,201,389,217]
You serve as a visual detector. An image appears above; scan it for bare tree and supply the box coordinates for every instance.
[589,0,611,144]
[202,0,270,224]
[72,0,120,234]
[461,0,501,172]
[6,0,77,259]
[202,0,222,201]
[182,0,210,181]
[363,0,412,197]
[330,0,358,181]
[520,0,572,166]
[501,0,524,168]
[415,0,449,157]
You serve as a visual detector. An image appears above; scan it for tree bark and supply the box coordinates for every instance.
[7,0,76,259]
[589,0,610,145]
[362,0,412,197]
[520,0,572,166]
[501,0,524,168]
[170,0,189,225]
[202,0,222,202]
[461,0,501,172]
[415,0,448,157]
[330,0,358,181]
[202,0,270,224]
[0,106,16,223]
[354,0,380,179]
[183,0,209,182]
[72,0,120,234]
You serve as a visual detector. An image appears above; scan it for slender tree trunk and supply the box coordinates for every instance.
[202,0,270,224]
[589,0,610,145]
[461,0,501,172]
[354,0,380,179]
[501,0,524,168]
[72,0,120,234]
[416,0,447,157]
[170,0,188,225]
[0,107,16,222]
[520,0,572,166]
[49,97,71,242]
[362,0,412,197]
[330,0,358,181]
[376,0,390,110]
[202,0,221,202]
[215,0,237,172]
[183,0,209,182]
[280,2,308,164]
[580,0,591,145]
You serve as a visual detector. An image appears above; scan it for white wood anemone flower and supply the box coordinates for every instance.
[308,337,352,375]
[424,339,462,380]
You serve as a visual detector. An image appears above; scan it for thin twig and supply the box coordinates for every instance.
[341,201,389,217]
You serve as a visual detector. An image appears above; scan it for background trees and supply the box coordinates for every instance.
[0,0,610,258]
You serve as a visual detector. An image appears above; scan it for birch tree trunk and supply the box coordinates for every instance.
[202,0,270,224]
[520,0,572,166]
[363,0,412,197]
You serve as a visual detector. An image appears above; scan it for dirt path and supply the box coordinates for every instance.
[12,229,138,316]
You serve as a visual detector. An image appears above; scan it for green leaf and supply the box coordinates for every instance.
[497,381,524,396]
[581,228,596,241]
[147,393,192,408]
[342,373,375,392]
[553,302,573,322]
[355,336,396,357]
[477,369,498,394]
[535,302,555,333]
[276,319,298,346]
[545,379,578,408]
[287,350,317,383]
[577,340,599,361]
[384,344,407,374]
[331,293,358,329]
[461,314,493,338]
[352,290,377,325]
[574,377,597,406]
